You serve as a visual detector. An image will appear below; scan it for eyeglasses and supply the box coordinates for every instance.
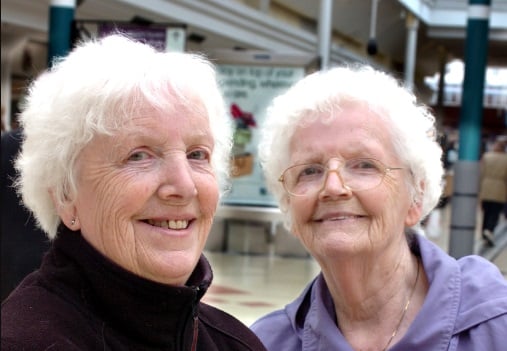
[278,158,403,196]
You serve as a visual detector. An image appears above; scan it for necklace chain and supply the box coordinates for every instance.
[381,258,420,351]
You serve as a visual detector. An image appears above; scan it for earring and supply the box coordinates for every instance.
[71,218,76,226]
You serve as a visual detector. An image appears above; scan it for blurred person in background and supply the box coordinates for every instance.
[1,105,5,134]
[1,118,50,301]
[479,137,507,246]
[251,65,507,351]
[1,34,267,351]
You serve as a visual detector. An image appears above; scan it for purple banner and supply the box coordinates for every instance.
[99,23,167,51]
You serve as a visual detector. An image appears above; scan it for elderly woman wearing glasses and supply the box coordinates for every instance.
[251,65,507,350]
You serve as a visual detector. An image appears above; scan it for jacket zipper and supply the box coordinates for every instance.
[190,286,200,351]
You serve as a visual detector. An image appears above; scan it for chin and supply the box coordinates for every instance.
[141,250,199,284]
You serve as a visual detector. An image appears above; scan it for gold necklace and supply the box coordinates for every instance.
[381,258,420,351]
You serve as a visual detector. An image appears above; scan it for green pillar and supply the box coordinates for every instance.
[449,0,490,258]
[48,0,76,67]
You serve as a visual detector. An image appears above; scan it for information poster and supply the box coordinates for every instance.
[73,21,186,52]
[217,64,305,206]
[98,23,185,52]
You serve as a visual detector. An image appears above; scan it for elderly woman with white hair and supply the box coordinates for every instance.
[251,65,507,350]
[1,35,267,351]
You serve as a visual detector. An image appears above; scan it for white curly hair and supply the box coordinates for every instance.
[15,34,233,239]
[258,64,444,229]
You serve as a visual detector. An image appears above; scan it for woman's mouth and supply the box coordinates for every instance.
[145,219,190,229]
[315,214,364,222]
[328,215,361,221]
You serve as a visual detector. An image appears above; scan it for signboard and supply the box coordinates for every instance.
[73,20,186,52]
[216,63,307,206]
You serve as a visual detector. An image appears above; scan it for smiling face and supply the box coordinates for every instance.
[286,105,421,262]
[57,105,219,286]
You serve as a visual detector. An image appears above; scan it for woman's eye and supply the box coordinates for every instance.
[299,165,323,178]
[302,166,318,176]
[348,159,381,172]
[188,149,209,161]
[127,151,150,162]
[358,161,375,169]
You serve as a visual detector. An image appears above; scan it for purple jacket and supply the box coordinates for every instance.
[251,234,507,350]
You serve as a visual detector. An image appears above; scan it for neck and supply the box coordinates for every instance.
[323,251,423,350]
[324,244,413,308]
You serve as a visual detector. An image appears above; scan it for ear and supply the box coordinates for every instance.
[49,189,81,231]
[405,181,424,227]
[405,198,423,227]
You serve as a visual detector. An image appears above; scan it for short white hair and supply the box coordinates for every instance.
[258,64,443,228]
[15,34,233,239]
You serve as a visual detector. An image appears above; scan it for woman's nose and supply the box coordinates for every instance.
[319,168,351,198]
[157,158,197,201]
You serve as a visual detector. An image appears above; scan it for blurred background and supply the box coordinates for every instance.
[2,0,506,132]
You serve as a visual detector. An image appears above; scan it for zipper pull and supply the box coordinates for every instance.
[190,286,200,351]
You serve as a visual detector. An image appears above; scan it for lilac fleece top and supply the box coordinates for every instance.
[251,233,507,351]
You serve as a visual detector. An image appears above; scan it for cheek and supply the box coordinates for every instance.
[78,173,142,226]
[196,175,219,215]
[372,176,399,206]
[369,180,412,225]
[289,197,313,234]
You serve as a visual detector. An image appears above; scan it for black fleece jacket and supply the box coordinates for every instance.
[1,226,267,351]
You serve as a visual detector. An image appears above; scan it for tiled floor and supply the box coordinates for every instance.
[202,204,507,327]
[203,251,320,326]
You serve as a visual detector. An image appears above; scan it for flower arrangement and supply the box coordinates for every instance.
[230,103,256,155]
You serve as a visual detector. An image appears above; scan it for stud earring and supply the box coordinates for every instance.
[71,218,76,226]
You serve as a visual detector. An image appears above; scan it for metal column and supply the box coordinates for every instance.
[318,0,333,70]
[47,0,76,67]
[404,12,419,91]
[434,46,448,130]
[449,0,491,258]
[367,0,379,55]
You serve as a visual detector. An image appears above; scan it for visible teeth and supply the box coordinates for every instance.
[169,220,188,229]
[331,216,355,220]
[147,219,189,229]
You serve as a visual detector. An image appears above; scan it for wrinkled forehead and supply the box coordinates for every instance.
[104,87,208,131]
[291,103,391,138]
[288,106,398,161]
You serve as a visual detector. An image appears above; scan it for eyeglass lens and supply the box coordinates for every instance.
[283,158,388,195]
